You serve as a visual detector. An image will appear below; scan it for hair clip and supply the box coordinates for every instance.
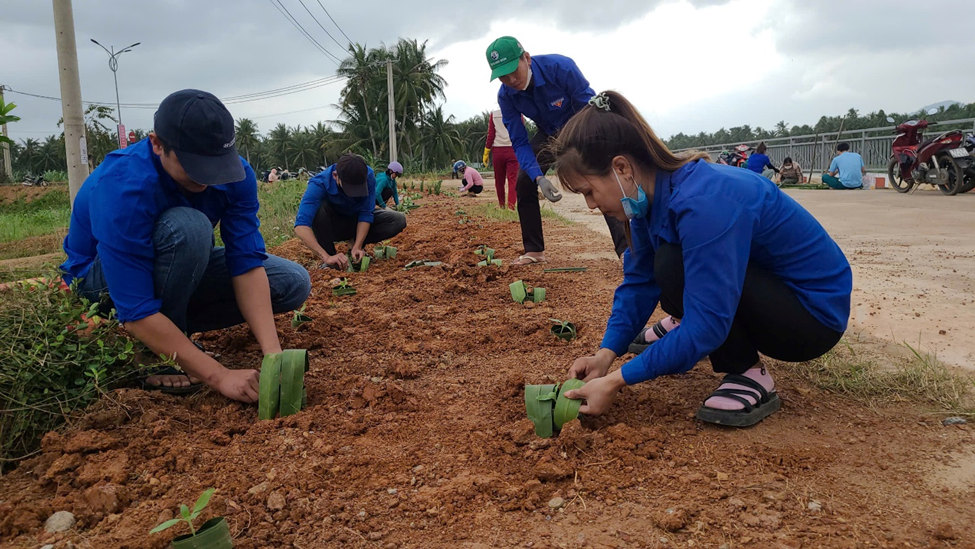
[589,93,611,112]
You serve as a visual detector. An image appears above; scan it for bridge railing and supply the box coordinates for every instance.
[672,118,975,171]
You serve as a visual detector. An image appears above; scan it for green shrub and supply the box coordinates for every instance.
[0,278,154,466]
[42,171,69,183]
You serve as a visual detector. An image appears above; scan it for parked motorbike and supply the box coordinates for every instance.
[957,133,975,194]
[717,144,751,168]
[21,174,47,187]
[886,109,970,195]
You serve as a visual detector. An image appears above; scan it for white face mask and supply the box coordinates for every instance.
[521,66,533,91]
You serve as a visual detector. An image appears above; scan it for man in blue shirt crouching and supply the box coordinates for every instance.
[293,154,407,271]
[60,90,311,403]
[823,142,865,190]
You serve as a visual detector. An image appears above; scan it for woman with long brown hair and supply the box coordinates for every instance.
[556,91,852,427]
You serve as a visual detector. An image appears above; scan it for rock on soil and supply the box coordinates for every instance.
[942,417,967,426]
[43,511,75,533]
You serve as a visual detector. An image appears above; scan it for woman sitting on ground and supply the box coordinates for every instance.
[779,157,803,185]
[456,161,485,197]
[555,91,852,427]
[746,142,779,180]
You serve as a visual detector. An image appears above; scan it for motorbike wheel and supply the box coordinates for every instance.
[936,155,963,196]
[887,158,912,193]
[958,167,975,194]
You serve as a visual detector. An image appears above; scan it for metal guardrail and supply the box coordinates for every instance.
[672,118,975,171]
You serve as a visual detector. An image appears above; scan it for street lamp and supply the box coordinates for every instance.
[90,39,140,147]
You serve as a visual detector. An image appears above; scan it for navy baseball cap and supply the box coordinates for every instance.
[153,89,245,185]
[335,154,369,197]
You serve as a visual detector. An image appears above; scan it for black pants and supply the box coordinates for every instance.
[517,131,628,257]
[311,202,407,256]
[655,243,843,374]
[380,188,394,206]
[467,185,484,194]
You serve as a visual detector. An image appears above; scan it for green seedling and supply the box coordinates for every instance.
[543,267,588,273]
[332,278,357,296]
[477,259,503,267]
[550,318,577,341]
[150,488,232,548]
[347,255,371,272]
[474,246,496,261]
[291,304,312,329]
[455,209,466,216]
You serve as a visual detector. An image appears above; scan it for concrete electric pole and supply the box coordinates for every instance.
[52,0,90,206]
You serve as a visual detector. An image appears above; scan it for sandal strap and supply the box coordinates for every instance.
[706,390,756,413]
[635,319,672,345]
[719,374,770,403]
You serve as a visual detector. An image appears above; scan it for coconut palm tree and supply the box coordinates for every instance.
[338,44,389,157]
[392,38,448,160]
[420,105,461,169]
[267,123,291,170]
[235,118,260,165]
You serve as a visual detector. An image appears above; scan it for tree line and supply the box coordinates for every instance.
[664,101,975,150]
[4,38,507,182]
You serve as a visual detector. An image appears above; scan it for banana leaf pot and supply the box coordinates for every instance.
[259,350,309,420]
[524,379,587,438]
[510,280,546,304]
[550,320,577,341]
[374,246,398,260]
[171,517,233,549]
[347,256,371,272]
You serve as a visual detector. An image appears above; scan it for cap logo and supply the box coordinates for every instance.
[491,50,499,61]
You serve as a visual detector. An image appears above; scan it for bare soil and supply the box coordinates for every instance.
[1,193,973,548]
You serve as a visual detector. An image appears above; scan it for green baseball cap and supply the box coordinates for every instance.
[486,36,524,81]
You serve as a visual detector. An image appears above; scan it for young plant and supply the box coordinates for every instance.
[550,318,577,341]
[291,304,312,329]
[150,488,216,537]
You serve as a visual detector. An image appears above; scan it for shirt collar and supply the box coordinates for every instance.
[148,139,227,194]
[649,168,674,234]
[500,58,548,97]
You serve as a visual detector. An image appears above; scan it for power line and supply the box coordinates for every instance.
[250,104,333,119]
[267,0,343,65]
[5,75,346,110]
[315,1,354,45]
[296,0,347,51]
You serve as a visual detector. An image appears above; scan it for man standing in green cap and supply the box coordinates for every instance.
[486,36,627,265]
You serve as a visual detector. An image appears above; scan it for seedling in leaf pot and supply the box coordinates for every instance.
[149,488,233,548]
[259,349,310,420]
[524,379,587,438]
[550,318,577,341]
[373,245,397,260]
[509,280,546,304]
[477,259,503,267]
[474,245,496,260]
[332,278,357,296]
[347,254,371,272]
[291,304,312,329]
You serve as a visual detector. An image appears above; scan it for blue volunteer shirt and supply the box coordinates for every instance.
[828,152,865,188]
[374,172,399,207]
[601,160,852,385]
[746,152,774,174]
[59,138,267,323]
[294,164,378,228]
[498,54,594,180]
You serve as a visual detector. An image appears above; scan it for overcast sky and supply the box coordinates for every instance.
[4,0,973,145]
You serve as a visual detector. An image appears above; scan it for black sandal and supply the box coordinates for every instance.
[627,319,673,355]
[696,374,780,427]
[139,366,204,396]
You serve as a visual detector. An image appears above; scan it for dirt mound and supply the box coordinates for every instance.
[1,195,973,548]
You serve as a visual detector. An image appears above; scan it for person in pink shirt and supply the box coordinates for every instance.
[456,161,484,197]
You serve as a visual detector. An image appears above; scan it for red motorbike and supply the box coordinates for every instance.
[717,144,751,168]
[886,110,971,195]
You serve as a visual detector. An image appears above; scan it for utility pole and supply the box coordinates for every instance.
[52,0,89,206]
[386,59,397,162]
[0,86,12,181]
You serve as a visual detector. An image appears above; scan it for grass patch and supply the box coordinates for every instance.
[0,277,157,466]
[781,340,975,414]
[470,203,574,225]
[257,179,305,247]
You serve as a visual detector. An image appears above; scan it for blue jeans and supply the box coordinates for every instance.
[76,207,311,333]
